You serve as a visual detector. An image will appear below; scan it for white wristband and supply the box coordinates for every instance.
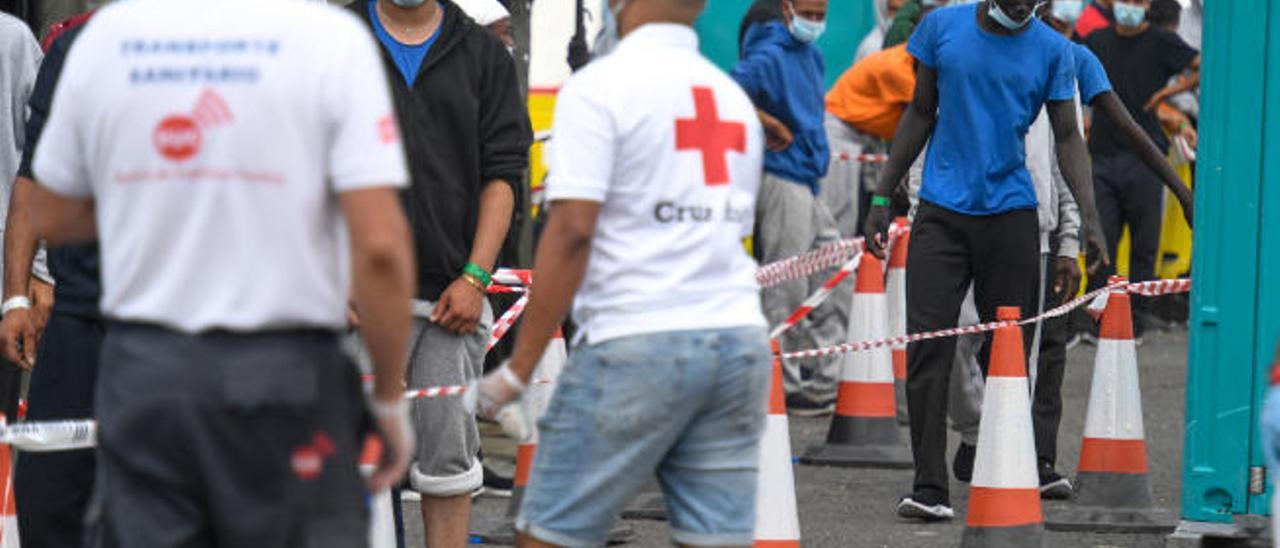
[1,296,31,317]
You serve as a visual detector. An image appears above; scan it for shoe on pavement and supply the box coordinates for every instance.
[481,464,514,498]
[785,393,835,418]
[952,442,976,484]
[896,496,954,521]
[1039,464,1073,500]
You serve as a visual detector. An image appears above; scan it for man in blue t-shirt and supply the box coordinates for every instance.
[863,0,1108,520]
[946,0,1196,508]
[731,0,844,414]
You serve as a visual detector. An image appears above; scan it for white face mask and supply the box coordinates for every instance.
[592,0,627,58]
[786,1,826,43]
[989,1,1045,29]
[1050,0,1085,23]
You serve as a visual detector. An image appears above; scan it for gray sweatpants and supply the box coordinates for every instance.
[758,172,843,401]
[346,300,493,497]
[948,254,1049,445]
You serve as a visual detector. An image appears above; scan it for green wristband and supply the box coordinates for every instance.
[871,195,891,207]
[463,262,493,288]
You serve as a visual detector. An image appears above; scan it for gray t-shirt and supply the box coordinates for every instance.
[0,14,44,287]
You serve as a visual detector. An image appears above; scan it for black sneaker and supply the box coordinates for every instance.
[952,442,976,483]
[1039,465,1072,500]
[896,495,954,521]
[482,464,514,498]
[785,394,835,418]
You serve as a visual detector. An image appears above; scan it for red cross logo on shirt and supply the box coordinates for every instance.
[675,87,745,186]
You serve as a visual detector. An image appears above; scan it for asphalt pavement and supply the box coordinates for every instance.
[405,328,1189,547]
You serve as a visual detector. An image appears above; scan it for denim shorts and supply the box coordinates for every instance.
[516,326,772,547]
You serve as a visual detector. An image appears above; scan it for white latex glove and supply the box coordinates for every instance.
[367,398,414,492]
[463,363,533,441]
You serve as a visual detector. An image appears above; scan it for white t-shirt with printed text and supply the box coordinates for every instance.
[33,0,408,333]
[545,23,766,344]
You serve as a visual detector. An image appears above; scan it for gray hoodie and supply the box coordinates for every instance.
[0,15,43,285]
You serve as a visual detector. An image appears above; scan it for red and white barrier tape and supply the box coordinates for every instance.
[780,278,1191,361]
[770,250,864,340]
[836,152,888,164]
[488,293,529,351]
[493,226,896,291]
[767,226,908,340]
[7,278,1191,450]
[493,268,533,287]
[487,285,527,295]
[754,222,906,289]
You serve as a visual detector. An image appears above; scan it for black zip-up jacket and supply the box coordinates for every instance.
[351,1,532,301]
[18,25,102,319]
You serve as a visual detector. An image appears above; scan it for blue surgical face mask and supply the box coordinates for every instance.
[787,4,826,44]
[989,1,1043,29]
[592,0,627,58]
[390,0,427,8]
[1113,2,1147,28]
[1050,0,1084,23]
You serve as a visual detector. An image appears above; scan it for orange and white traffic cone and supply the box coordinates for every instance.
[960,307,1044,548]
[0,414,18,548]
[801,252,911,468]
[1045,277,1174,534]
[361,437,396,548]
[887,217,910,425]
[754,341,801,548]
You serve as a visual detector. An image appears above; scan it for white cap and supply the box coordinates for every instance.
[452,0,510,26]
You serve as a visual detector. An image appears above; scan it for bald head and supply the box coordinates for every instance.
[616,0,708,37]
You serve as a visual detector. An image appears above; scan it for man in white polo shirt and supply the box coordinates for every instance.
[29,1,416,545]
[466,0,772,545]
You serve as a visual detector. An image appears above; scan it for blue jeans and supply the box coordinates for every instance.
[516,327,771,547]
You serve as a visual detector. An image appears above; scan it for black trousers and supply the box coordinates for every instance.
[87,323,370,548]
[14,313,103,548]
[905,202,1040,505]
[1084,152,1165,334]
[1032,256,1069,469]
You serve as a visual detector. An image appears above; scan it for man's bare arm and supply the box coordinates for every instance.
[470,180,515,273]
[431,179,515,334]
[1092,91,1194,226]
[864,63,938,257]
[506,200,599,383]
[342,187,415,403]
[341,186,415,492]
[4,177,40,301]
[30,184,95,245]
[0,177,48,367]
[1144,55,1201,111]
[1046,99,1109,274]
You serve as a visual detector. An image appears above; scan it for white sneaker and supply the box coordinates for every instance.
[896,497,954,521]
